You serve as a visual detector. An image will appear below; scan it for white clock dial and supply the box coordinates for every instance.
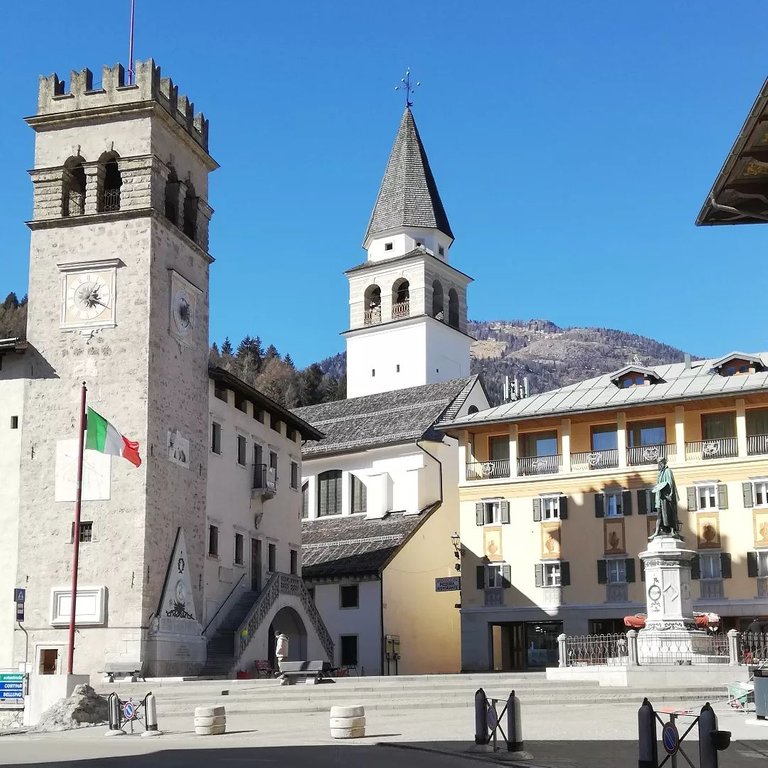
[172,289,194,335]
[66,272,112,322]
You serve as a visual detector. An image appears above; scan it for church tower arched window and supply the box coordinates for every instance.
[432,280,444,320]
[165,167,179,224]
[183,183,198,241]
[448,288,459,329]
[392,279,410,320]
[99,152,122,212]
[364,285,381,326]
[62,157,86,217]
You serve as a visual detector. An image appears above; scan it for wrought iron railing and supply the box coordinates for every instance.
[364,307,382,326]
[100,187,121,212]
[685,437,738,461]
[626,443,676,466]
[235,572,333,664]
[65,190,84,217]
[466,460,511,480]
[637,633,729,665]
[518,454,561,476]
[391,300,410,320]
[740,632,768,664]
[571,449,619,472]
[748,434,768,456]
[565,633,628,666]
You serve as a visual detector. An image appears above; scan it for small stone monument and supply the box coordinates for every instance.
[638,460,710,662]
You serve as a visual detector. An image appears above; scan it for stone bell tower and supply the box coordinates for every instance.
[16,60,216,675]
[344,107,472,398]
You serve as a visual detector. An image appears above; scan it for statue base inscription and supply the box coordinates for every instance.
[638,536,714,664]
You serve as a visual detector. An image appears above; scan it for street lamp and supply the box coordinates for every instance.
[451,532,461,567]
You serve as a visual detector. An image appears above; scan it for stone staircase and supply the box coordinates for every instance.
[102,672,732,719]
[199,589,259,677]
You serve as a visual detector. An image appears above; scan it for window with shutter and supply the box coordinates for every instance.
[747,551,759,578]
[716,484,728,510]
[597,559,607,584]
[476,565,485,589]
[594,494,604,518]
[690,554,700,580]
[752,480,768,507]
[687,486,698,511]
[743,482,755,508]
[625,558,635,583]
[532,498,542,522]
[502,564,512,588]
[534,563,544,588]
[721,553,732,579]
[501,500,510,524]
[560,561,570,586]
[559,496,568,520]
[638,489,648,515]
[476,503,484,526]
[622,490,633,516]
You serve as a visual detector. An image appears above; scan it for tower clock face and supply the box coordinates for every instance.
[62,269,115,327]
[172,289,194,335]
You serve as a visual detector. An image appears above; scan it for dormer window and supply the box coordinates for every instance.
[384,242,393,251]
[610,365,662,389]
[711,353,765,377]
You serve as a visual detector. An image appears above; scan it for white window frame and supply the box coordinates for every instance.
[541,495,561,521]
[753,479,768,508]
[605,491,623,517]
[486,564,503,588]
[482,500,502,525]
[606,559,626,584]
[699,552,722,580]
[696,482,718,511]
[543,562,561,586]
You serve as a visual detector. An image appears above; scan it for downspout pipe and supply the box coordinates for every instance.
[416,439,444,510]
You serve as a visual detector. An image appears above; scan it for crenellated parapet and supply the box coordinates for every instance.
[36,60,209,151]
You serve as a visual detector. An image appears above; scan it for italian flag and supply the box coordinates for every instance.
[85,407,142,467]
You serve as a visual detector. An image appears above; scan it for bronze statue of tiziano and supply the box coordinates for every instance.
[649,457,682,540]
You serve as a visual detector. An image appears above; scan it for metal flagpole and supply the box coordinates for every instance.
[127,0,136,85]
[66,382,87,675]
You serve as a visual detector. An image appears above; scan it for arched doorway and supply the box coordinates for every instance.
[268,606,308,667]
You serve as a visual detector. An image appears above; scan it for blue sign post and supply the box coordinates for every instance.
[0,673,25,701]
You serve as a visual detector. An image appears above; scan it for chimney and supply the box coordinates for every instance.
[684,353,692,369]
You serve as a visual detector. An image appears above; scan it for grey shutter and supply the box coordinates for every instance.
[594,494,605,518]
[597,559,607,584]
[747,551,759,578]
[690,554,700,580]
[743,482,754,508]
[476,502,484,526]
[560,561,571,586]
[717,484,728,510]
[534,563,544,588]
[476,565,485,589]
[559,496,568,520]
[721,553,732,579]
[625,558,636,583]
[501,500,510,524]
[532,498,542,522]
[502,564,512,588]
[638,489,648,515]
[687,486,697,511]
[622,490,633,516]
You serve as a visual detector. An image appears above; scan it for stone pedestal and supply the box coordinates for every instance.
[145,617,207,677]
[638,536,711,663]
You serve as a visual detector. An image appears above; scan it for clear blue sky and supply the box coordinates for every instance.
[2,1,766,366]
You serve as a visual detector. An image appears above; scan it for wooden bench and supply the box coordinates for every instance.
[277,660,331,685]
[103,661,145,683]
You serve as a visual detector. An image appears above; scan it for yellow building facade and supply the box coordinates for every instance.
[445,354,768,672]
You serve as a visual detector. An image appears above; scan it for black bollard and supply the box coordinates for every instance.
[638,697,658,768]
[474,687,488,745]
[108,693,122,731]
[506,690,524,752]
[699,702,730,768]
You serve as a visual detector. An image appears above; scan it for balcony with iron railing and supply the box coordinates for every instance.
[391,301,410,320]
[571,449,619,472]
[748,434,768,456]
[364,306,382,326]
[252,463,277,498]
[685,437,738,462]
[518,454,561,477]
[466,459,511,481]
[626,443,676,467]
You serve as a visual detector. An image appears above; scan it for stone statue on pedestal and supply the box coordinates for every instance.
[649,458,682,540]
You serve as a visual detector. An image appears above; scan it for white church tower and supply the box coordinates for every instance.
[344,107,472,398]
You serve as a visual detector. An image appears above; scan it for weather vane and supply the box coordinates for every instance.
[395,68,420,108]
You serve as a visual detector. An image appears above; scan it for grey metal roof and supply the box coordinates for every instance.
[363,107,454,245]
[301,508,432,580]
[444,353,768,429]
[293,376,478,457]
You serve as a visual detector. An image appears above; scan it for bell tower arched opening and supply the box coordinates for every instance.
[432,280,444,320]
[364,285,381,326]
[62,156,86,217]
[99,152,122,212]
[392,279,410,320]
[448,288,459,329]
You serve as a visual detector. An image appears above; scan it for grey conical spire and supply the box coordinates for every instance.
[363,107,454,247]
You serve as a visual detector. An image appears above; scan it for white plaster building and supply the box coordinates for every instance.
[295,106,490,675]
[0,60,331,679]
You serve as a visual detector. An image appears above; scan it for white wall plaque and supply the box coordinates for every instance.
[50,586,106,626]
[167,430,190,468]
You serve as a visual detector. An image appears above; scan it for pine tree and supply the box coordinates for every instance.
[221,337,234,356]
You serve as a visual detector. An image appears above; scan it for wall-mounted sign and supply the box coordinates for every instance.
[435,577,461,592]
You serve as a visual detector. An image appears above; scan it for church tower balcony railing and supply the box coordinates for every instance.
[364,306,382,326]
[391,300,410,320]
